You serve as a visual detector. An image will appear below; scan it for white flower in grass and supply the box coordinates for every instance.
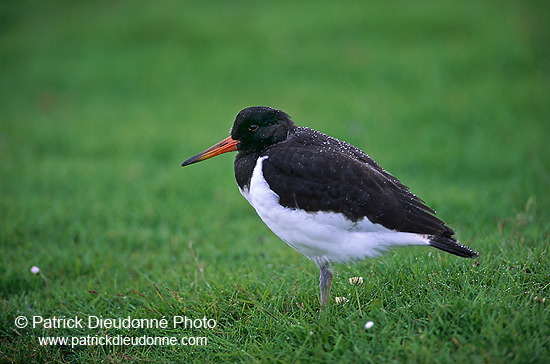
[335,296,349,304]
[30,266,40,275]
[348,276,364,286]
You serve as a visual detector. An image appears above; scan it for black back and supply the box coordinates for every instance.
[260,127,454,237]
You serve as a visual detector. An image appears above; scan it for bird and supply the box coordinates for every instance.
[181,106,479,305]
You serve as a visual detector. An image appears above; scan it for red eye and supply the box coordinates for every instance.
[248,124,259,131]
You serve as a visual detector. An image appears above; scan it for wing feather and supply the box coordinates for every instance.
[262,128,454,237]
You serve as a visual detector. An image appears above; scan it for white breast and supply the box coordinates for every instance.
[239,156,430,263]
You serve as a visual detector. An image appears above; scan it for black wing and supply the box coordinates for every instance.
[262,128,454,238]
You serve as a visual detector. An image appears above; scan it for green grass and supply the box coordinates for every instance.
[1,0,549,362]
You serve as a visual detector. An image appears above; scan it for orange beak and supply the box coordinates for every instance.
[181,136,239,166]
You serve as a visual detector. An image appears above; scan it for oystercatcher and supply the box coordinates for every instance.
[182,106,479,305]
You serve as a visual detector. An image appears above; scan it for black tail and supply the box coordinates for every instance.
[429,235,479,258]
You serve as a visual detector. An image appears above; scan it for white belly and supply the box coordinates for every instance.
[239,156,430,263]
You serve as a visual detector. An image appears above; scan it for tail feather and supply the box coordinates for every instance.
[429,235,479,258]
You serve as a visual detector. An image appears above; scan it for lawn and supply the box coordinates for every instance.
[1,0,548,362]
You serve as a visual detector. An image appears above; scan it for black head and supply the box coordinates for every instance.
[181,106,294,167]
[231,106,295,154]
